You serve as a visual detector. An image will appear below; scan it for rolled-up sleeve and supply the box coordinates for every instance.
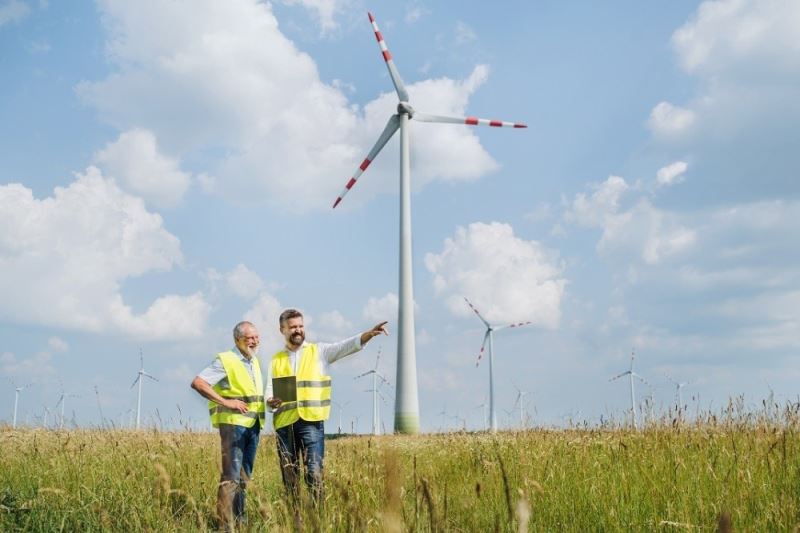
[196,357,227,387]
[320,334,362,365]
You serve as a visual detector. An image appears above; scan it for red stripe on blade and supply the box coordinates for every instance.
[368,12,375,22]
[359,158,371,171]
[489,120,502,127]
[382,50,392,61]
[346,178,357,189]
[375,31,383,42]
[333,197,342,208]
[465,117,479,125]
[514,123,527,128]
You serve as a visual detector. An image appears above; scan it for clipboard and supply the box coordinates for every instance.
[272,376,297,402]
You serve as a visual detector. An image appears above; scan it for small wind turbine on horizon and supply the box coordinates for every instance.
[666,374,693,414]
[512,382,531,429]
[130,349,158,430]
[12,382,30,429]
[332,12,526,434]
[609,349,648,429]
[55,391,79,430]
[354,347,391,436]
[464,296,532,433]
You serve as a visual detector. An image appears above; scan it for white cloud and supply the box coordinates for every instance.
[47,337,69,352]
[225,264,265,299]
[78,1,501,211]
[0,350,56,379]
[94,128,191,208]
[656,161,688,187]
[672,0,800,77]
[362,293,399,324]
[0,167,210,339]
[279,0,343,35]
[454,21,476,44]
[564,175,629,228]
[647,101,696,137]
[316,310,354,339]
[405,6,427,24]
[425,222,566,328]
[0,0,30,27]
[242,291,285,351]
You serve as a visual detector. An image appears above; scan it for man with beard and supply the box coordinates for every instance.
[266,308,388,504]
[191,321,265,530]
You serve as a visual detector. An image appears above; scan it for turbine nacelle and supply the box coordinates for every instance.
[397,102,415,117]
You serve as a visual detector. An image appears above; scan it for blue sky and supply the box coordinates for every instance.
[2,0,799,432]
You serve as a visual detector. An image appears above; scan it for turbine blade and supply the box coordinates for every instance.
[144,373,158,382]
[354,370,373,379]
[494,321,533,332]
[609,371,630,382]
[333,115,400,208]
[414,111,527,129]
[368,12,409,102]
[463,296,491,328]
[130,376,140,389]
[475,330,491,367]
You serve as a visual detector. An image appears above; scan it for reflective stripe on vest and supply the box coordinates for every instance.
[209,351,266,429]
[271,343,331,429]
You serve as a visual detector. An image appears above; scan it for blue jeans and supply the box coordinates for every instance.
[218,422,260,524]
[275,419,325,502]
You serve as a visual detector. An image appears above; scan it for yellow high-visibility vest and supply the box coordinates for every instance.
[271,343,331,429]
[209,351,265,428]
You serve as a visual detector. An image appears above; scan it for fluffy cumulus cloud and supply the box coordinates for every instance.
[77,0,500,211]
[225,263,266,299]
[279,0,344,34]
[93,129,191,208]
[647,0,800,201]
[656,161,688,187]
[0,167,210,339]
[242,291,285,350]
[564,175,629,228]
[362,293,399,324]
[563,176,696,266]
[425,222,566,328]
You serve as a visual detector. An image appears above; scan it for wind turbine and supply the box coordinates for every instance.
[12,383,30,429]
[55,391,79,430]
[609,349,648,429]
[354,347,391,435]
[512,382,530,429]
[474,398,488,432]
[666,375,692,414]
[464,296,532,433]
[130,349,158,430]
[332,12,526,434]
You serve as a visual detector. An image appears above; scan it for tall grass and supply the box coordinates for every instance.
[2,401,799,531]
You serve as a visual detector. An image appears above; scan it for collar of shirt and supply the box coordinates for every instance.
[233,345,255,365]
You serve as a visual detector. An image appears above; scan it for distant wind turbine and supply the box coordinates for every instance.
[464,296,532,433]
[512,382,530,429]
[474,398,488,432]
[332,12,527,434]
[354,347,391,436]
[12,383,30,429]
[55,391,79,430]
[609,349,648,429]
[665,375,692,414]
[130,349,158,430]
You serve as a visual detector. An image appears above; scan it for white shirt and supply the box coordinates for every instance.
[264,335,362,403]
[196,346,261,389]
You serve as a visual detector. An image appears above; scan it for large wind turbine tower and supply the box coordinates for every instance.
[333,12,526,433]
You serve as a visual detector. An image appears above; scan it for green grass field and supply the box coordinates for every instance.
[2,407,799,531]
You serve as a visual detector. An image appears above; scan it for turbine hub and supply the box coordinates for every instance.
[397,102,415,117]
